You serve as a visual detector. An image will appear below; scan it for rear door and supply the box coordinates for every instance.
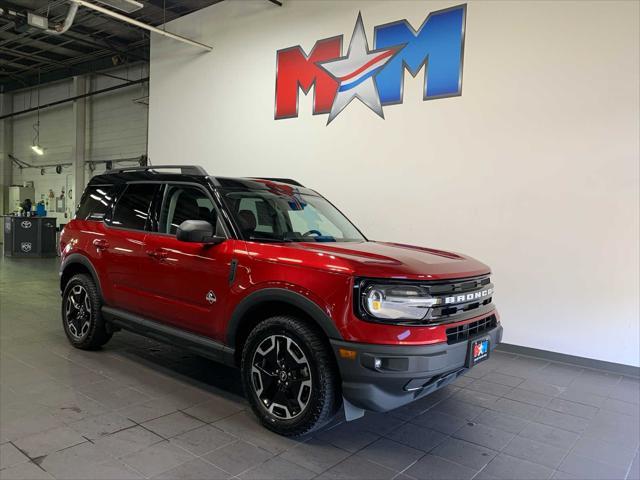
[102,182,161,315]
[141,183,233,339]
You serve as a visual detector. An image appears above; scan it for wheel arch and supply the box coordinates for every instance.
[60,254,102,298]
[227,288,343,366]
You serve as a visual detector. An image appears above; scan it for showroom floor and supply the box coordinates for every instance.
[0,257,638,480]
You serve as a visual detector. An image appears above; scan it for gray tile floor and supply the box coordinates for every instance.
[1,256,638,480]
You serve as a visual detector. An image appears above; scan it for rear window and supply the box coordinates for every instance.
[111,183,159,231]
[76,185,114,221]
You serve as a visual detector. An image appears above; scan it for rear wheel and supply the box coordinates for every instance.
[62,274,112,350]
[241,315,341,436]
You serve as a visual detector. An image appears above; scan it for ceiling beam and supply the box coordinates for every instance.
[0,31,84,57]
[1,48,147,91]
[0,75,148,119]
[0,0,222,89]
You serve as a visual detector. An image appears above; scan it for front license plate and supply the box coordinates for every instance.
[468,337,490,367]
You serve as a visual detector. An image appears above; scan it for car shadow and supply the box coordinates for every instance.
[108,330,245,398]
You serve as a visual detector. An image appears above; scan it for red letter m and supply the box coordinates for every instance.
[275,36,341,119]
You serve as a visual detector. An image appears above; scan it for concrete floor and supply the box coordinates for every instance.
[0,256,638,480]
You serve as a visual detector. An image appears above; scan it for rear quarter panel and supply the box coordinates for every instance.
[60,219,115,303]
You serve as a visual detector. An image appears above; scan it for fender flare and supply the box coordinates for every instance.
[59,253,102,297]
[226,288,343,346]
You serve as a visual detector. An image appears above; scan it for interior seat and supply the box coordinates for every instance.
[238,209,257,238]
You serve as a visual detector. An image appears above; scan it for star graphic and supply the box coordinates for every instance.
[318,12,401,124]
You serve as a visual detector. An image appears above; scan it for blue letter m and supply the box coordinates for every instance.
[374,5,466,105]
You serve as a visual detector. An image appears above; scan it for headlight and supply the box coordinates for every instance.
[362,284,438,321]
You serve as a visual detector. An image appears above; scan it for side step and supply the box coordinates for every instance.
[102,306,235,366]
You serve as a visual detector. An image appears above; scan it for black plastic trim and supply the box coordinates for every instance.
[102,306,235,366]
[228,259,238,285]
[59,254,102,297]
[332,324,503,412]
[226,288,343,346]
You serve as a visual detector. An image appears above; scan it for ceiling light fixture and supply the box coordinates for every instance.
[31,70,45,156]
[31,144,44,156]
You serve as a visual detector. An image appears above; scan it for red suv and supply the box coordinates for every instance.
[60,165,502,436]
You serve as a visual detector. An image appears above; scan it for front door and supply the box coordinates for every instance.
[140,184,233,340]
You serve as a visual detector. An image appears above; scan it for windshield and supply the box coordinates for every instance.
[222,188,365,243]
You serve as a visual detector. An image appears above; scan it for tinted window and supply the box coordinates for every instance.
[159,185,223,235]
[76,185,114,220]
[111,183,159,230]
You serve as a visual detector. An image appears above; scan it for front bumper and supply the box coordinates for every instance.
[331,323,503,412]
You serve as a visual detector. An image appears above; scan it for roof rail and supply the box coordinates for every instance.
[109,165,208,176]
[251,177,304,187]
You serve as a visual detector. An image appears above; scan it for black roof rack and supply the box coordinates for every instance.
[251,177,304,187]
[109,165,208,176]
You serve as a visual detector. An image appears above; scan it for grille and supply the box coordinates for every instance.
[446,314,497,344]
[424,275,493,322]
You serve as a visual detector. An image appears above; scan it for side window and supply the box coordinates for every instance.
[159,185,222,235]
[111,183,159,230]
[76,185,114,220]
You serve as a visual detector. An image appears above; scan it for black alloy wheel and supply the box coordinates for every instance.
[65,284,92,340]
[251,334,313,420]
[241,315,341,436]
[62,274,112,349]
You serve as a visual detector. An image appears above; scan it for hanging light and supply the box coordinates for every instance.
[31,70,45,156]
[31,144,44,155]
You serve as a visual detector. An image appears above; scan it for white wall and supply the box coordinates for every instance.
[7,65,149,223]
[88,65,149,170]
[148,0,640,366]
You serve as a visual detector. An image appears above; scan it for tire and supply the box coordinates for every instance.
[61,273,112,350]
[241,315,341,436]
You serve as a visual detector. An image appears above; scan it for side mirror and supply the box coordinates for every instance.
[176,220,225,245]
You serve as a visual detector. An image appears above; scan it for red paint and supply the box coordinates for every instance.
[61,221,497,347]
[275,36,341,119]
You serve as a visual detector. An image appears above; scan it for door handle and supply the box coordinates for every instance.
[93,239,109,251]
[146,249,168,260]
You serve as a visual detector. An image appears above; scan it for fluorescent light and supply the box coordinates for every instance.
[31,145,44,155]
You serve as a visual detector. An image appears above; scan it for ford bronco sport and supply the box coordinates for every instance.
[59,165,502,436]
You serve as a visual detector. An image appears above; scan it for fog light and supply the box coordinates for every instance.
[374,358,382,369]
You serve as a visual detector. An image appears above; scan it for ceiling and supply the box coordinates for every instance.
[0,0,222,92]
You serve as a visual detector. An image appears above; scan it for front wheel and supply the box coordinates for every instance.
[241,316,341,436]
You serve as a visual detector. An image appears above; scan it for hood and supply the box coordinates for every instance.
[251,241,490,280]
